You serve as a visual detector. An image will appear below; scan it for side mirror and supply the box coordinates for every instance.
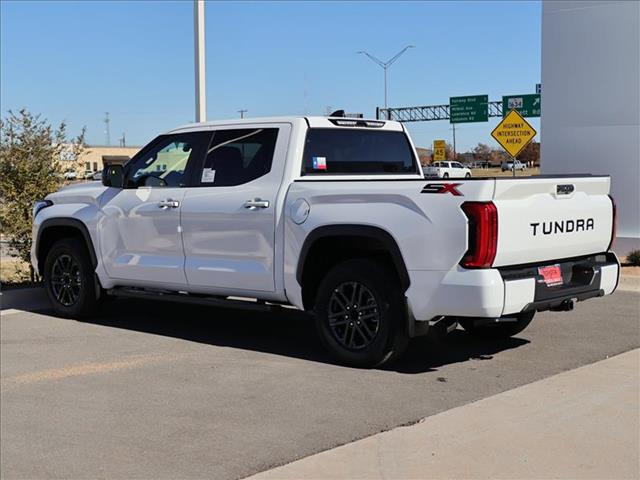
[102,164,124,188]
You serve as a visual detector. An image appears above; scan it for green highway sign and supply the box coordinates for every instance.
[502,94,541,118]
[449,95,488,123]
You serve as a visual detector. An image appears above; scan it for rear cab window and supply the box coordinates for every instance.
[301,128,419,175]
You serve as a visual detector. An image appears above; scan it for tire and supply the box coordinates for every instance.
[43,237,99,318]
[443,173,449,178]
[465,173,471,178]
[314,259,409,368]
[459,311,535,339]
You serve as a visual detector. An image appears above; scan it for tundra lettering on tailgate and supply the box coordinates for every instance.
[530,218,594,236]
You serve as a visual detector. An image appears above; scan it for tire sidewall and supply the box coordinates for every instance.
[43,238,97,318]
[314,259,405,368]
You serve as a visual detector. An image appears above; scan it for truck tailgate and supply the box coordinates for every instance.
[492,176,614,267]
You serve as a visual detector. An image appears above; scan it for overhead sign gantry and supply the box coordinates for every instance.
[376,93,540,122]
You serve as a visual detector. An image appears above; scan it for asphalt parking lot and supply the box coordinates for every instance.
[1,288,639,479]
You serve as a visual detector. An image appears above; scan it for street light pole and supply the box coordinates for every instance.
[238,109,248,119]
[194,0,206,123]
[357,45,415,109]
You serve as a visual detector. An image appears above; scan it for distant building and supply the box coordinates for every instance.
[541,0,639,255]
[59,146,140,173]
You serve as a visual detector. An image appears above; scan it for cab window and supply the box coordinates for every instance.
[302,129,418,175]
[125,133,208,188]
[197,128,278,186]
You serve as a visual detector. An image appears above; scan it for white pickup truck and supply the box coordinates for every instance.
[424,161,472,178]
[31,115,619,367]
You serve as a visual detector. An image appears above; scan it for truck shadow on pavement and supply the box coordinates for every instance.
[53,297,529,374]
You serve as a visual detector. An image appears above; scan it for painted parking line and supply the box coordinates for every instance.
[0,308,26,316]
[2,353,189,391]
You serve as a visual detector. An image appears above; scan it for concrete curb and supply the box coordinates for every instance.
[247,349,640,480]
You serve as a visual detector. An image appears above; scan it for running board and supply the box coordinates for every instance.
[107,287,289,312]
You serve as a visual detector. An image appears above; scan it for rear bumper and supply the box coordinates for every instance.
[500,252,619,314]
[406,252,619,321]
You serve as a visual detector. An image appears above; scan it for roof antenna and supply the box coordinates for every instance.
[330,109,345,117]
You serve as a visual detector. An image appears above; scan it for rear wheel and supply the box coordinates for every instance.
[465,172,471,178]
[443,172,449,178]
[459,311,535,339]
[314,259,409,368]
[43,238,99,318]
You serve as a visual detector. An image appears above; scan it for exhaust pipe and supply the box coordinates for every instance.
[551,299,576,312]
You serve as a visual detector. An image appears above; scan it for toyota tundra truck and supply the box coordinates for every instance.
[31,115,619,367]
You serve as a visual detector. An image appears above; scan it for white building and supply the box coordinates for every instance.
[541,0,640,256]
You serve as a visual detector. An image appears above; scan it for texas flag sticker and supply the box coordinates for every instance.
[312,156,327,170]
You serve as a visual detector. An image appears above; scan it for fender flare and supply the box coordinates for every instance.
[296,224,410,291]
[36,218,98,269]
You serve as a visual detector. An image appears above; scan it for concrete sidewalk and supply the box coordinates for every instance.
[248,349,640,480]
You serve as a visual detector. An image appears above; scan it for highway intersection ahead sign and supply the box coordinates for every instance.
[491,109,537,158]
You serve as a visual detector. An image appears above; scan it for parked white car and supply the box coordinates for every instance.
[31,115,619,367]
[502,160,527,172]
[424,161,472,178]
[91,170,103,181]
[63,170,77,180]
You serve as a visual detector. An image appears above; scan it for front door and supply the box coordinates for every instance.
[99,132,209,286]
[181,124,290,293]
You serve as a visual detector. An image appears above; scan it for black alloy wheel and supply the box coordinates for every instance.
[44,237,99,318]
[327,281,380,350]
[50,254,82,306]
[314,259,409,368]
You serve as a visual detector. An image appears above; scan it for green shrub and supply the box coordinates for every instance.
[627,250,640,266]
[0,109,85,280]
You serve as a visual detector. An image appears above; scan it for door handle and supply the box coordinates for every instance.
[243,198,270,210]
[158,199,180,209]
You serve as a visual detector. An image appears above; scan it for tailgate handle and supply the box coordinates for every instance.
[556,184,575,195]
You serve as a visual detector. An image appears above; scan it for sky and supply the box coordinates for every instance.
[0,0,541,151]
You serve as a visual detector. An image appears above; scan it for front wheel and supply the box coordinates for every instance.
[465,173,471,178]
[314,259,409,368]
[43,238,99,318]
[442,173,449,178]
[459,311,535,339]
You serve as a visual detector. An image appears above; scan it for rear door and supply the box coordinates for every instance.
[180,124,291,293]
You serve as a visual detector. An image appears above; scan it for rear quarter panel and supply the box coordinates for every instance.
[283,179,494,310]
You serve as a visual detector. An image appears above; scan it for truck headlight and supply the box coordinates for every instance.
[32,199,53,218]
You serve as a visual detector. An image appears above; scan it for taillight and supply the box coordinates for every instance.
[608,195,616,251]
[460,202,498,268]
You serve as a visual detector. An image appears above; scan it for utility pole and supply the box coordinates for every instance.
[238,109,248,119]
[104,112,110,146]
[119,132,126,148]
[452,123,456,160]
[194,0,206,122]
[357,45,415,109]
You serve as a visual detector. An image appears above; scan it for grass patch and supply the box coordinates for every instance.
[0,257,39,289]
[470,167,541,177]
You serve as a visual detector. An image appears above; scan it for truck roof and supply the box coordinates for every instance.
[168,116,404,134]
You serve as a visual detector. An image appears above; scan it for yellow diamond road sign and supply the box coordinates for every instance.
[491,109,537,158]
